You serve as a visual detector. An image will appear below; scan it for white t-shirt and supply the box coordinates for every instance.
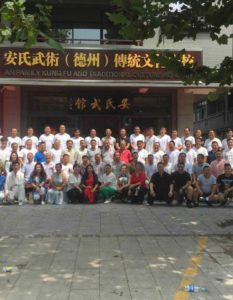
[62,163,73,179]
[171,137,182,149]
[224,148,233,168]
[67,173,81,191]
[204,138,222,152]
[71,137,84,151]
[54,133,71,150]
[21,148,37,163]
[85,136,102,149]
[22,136,39,149]
[152,150,164,167]
[182,149,197,165]
[222,138,233,151]
[181,135,195,147]
[130,134,145,150]
[0,147,11,164]
[166,149,180,169]
[102,172,117,189]
[137,149,149,165]
[75,148,88,165]
[194,146,208,157]
[101,136,116,149]
[145,135,159,154]
[39,134,54,151]
[7,136,22,148]
[42,161,54,180]
[50,148,62,164]
[164,163,173,175]
[22,161,36,182]
[157,134,171,152]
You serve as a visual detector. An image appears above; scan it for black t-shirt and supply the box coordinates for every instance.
[150,172,172,193]
[116,136,130,146]
[217,174,233,193]
[171,171,191,191]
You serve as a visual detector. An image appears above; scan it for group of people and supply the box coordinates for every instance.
[0,125,232,207]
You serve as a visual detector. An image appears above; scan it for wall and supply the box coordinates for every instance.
[2,86,21,136]
[177,89,195,134]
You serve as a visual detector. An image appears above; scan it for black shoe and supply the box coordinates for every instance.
[186,199,194,208]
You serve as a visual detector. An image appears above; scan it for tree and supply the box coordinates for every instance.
[108,0,233,88]
[0,0,63,51]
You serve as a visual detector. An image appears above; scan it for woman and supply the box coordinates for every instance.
[30,163,47,204]
[117,164,130,202]
[67,163,83,204]
[99,164,117,204]
[81,164,99,204]
[47,163,67,205]
[5,152,21,174]
[128,162,147,204]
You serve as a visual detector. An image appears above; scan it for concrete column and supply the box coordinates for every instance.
[177,89,195,134]
[2,86,21,136]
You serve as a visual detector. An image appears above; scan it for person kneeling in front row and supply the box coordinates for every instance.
[148,162,173,205]
[216,163,233,205]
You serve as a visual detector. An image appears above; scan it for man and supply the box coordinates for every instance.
[112,152,123,177]
[101,128,116,149]
[192,154,209,185]
[87,139,101,164]
[145,127,159,154]
[194,137,208,162]
[75,140,88,165]
[42,152,55,181]
[157,127,170,152]
[136,140,148,165]
[50,139,62,164]
[54,124,71,150]
[217,163,233,203]
[119,141,132,165]
[148,162,173,205]
[210,151,227,178]
[182,140,197,166]
[171,162,193,205]
[93,154,105,183]
[222,128,233,150]
[7,128,22,148]
[61,139,76,165]
[34,142,46,163]
[22,127,38,149]
[101,140,115,165]
[175,153,193,175]
[0,137,11,165]
[162,154,173,175]
[39,126,54,151]
[224,138,233,168]
[5,161,25,205]
[22,152,36,183]
[85,129,102,149]
[71,128,84,151]
[145,154,157,180]
[181,127,195,147]
[194,165,217,205]
[166,141,180,171]
[130,126,145,150]
[204,130,222,152]
[207,141,219,164]
[21,139,37,164]
[116,128,130,150]
[171,130,182,151]
[152,142,164,167]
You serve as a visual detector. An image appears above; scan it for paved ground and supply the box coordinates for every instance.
[0,203,233,300]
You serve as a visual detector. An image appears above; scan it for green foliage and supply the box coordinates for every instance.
[0,0,63,51]
[108,0,233,86]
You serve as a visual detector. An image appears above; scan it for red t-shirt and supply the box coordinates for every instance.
[130,172,146,188]
[119,149,132,165]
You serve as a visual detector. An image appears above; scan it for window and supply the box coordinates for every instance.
[193,100,206,121]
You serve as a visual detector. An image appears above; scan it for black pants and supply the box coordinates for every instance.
[117,187,129,201]
[129,187,147,204]
[148,191,171,205]
[67,188,83,204]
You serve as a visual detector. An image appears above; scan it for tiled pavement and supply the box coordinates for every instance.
[0,203,232,300]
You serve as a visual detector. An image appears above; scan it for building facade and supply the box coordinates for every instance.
[0,0,232,137]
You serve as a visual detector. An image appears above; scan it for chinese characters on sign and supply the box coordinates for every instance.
[69,97,131,114]
[0,48,203,81]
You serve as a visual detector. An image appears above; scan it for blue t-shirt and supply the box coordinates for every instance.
[34,151,45,163]
[0,175,6,192]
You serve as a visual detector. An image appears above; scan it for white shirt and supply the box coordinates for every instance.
[130,134,145,150]
[62,163,73,179]
[22,136,39,149]
[50,148,62,164]
[54,133,71,150]
[67,173,81,191]
[101,136,116,149]
[85,136,102,149]
[152,150,164,167]
[42,161,54,180]
[224,148,233,168]
[5,170,25,193]
[39,134,54,151]
[21,148,37,163]
[102,172,117,189]
[222,138,233,151]
[157,134,171,152]
[0,147,11,164]
[145,135,159,154]
[75,148,88,165]
[171,137,182,149]
[204,138,222,152]
[182,149,197,165]
[22,161,36,182]
[166,149,180,169]
[194,146,208,157]
[71,137,84,151]
[164,163,173,175]
[137,149,148,165]
[7,136,22,148]
[181,135,195,147]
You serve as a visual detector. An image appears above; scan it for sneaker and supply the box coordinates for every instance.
[104,199,111,204]
[41,201,45,205]
[18,201,23,206]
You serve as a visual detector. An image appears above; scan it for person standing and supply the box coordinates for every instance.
[7,128,22,148]
[39,126,54,151]
[157,127,171,152]
[54,124,71,150]
[71,128,84,151]
[130,126,145,151]
[22,127,38,149]
[224,138,233,168]
[145,127,159,154]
